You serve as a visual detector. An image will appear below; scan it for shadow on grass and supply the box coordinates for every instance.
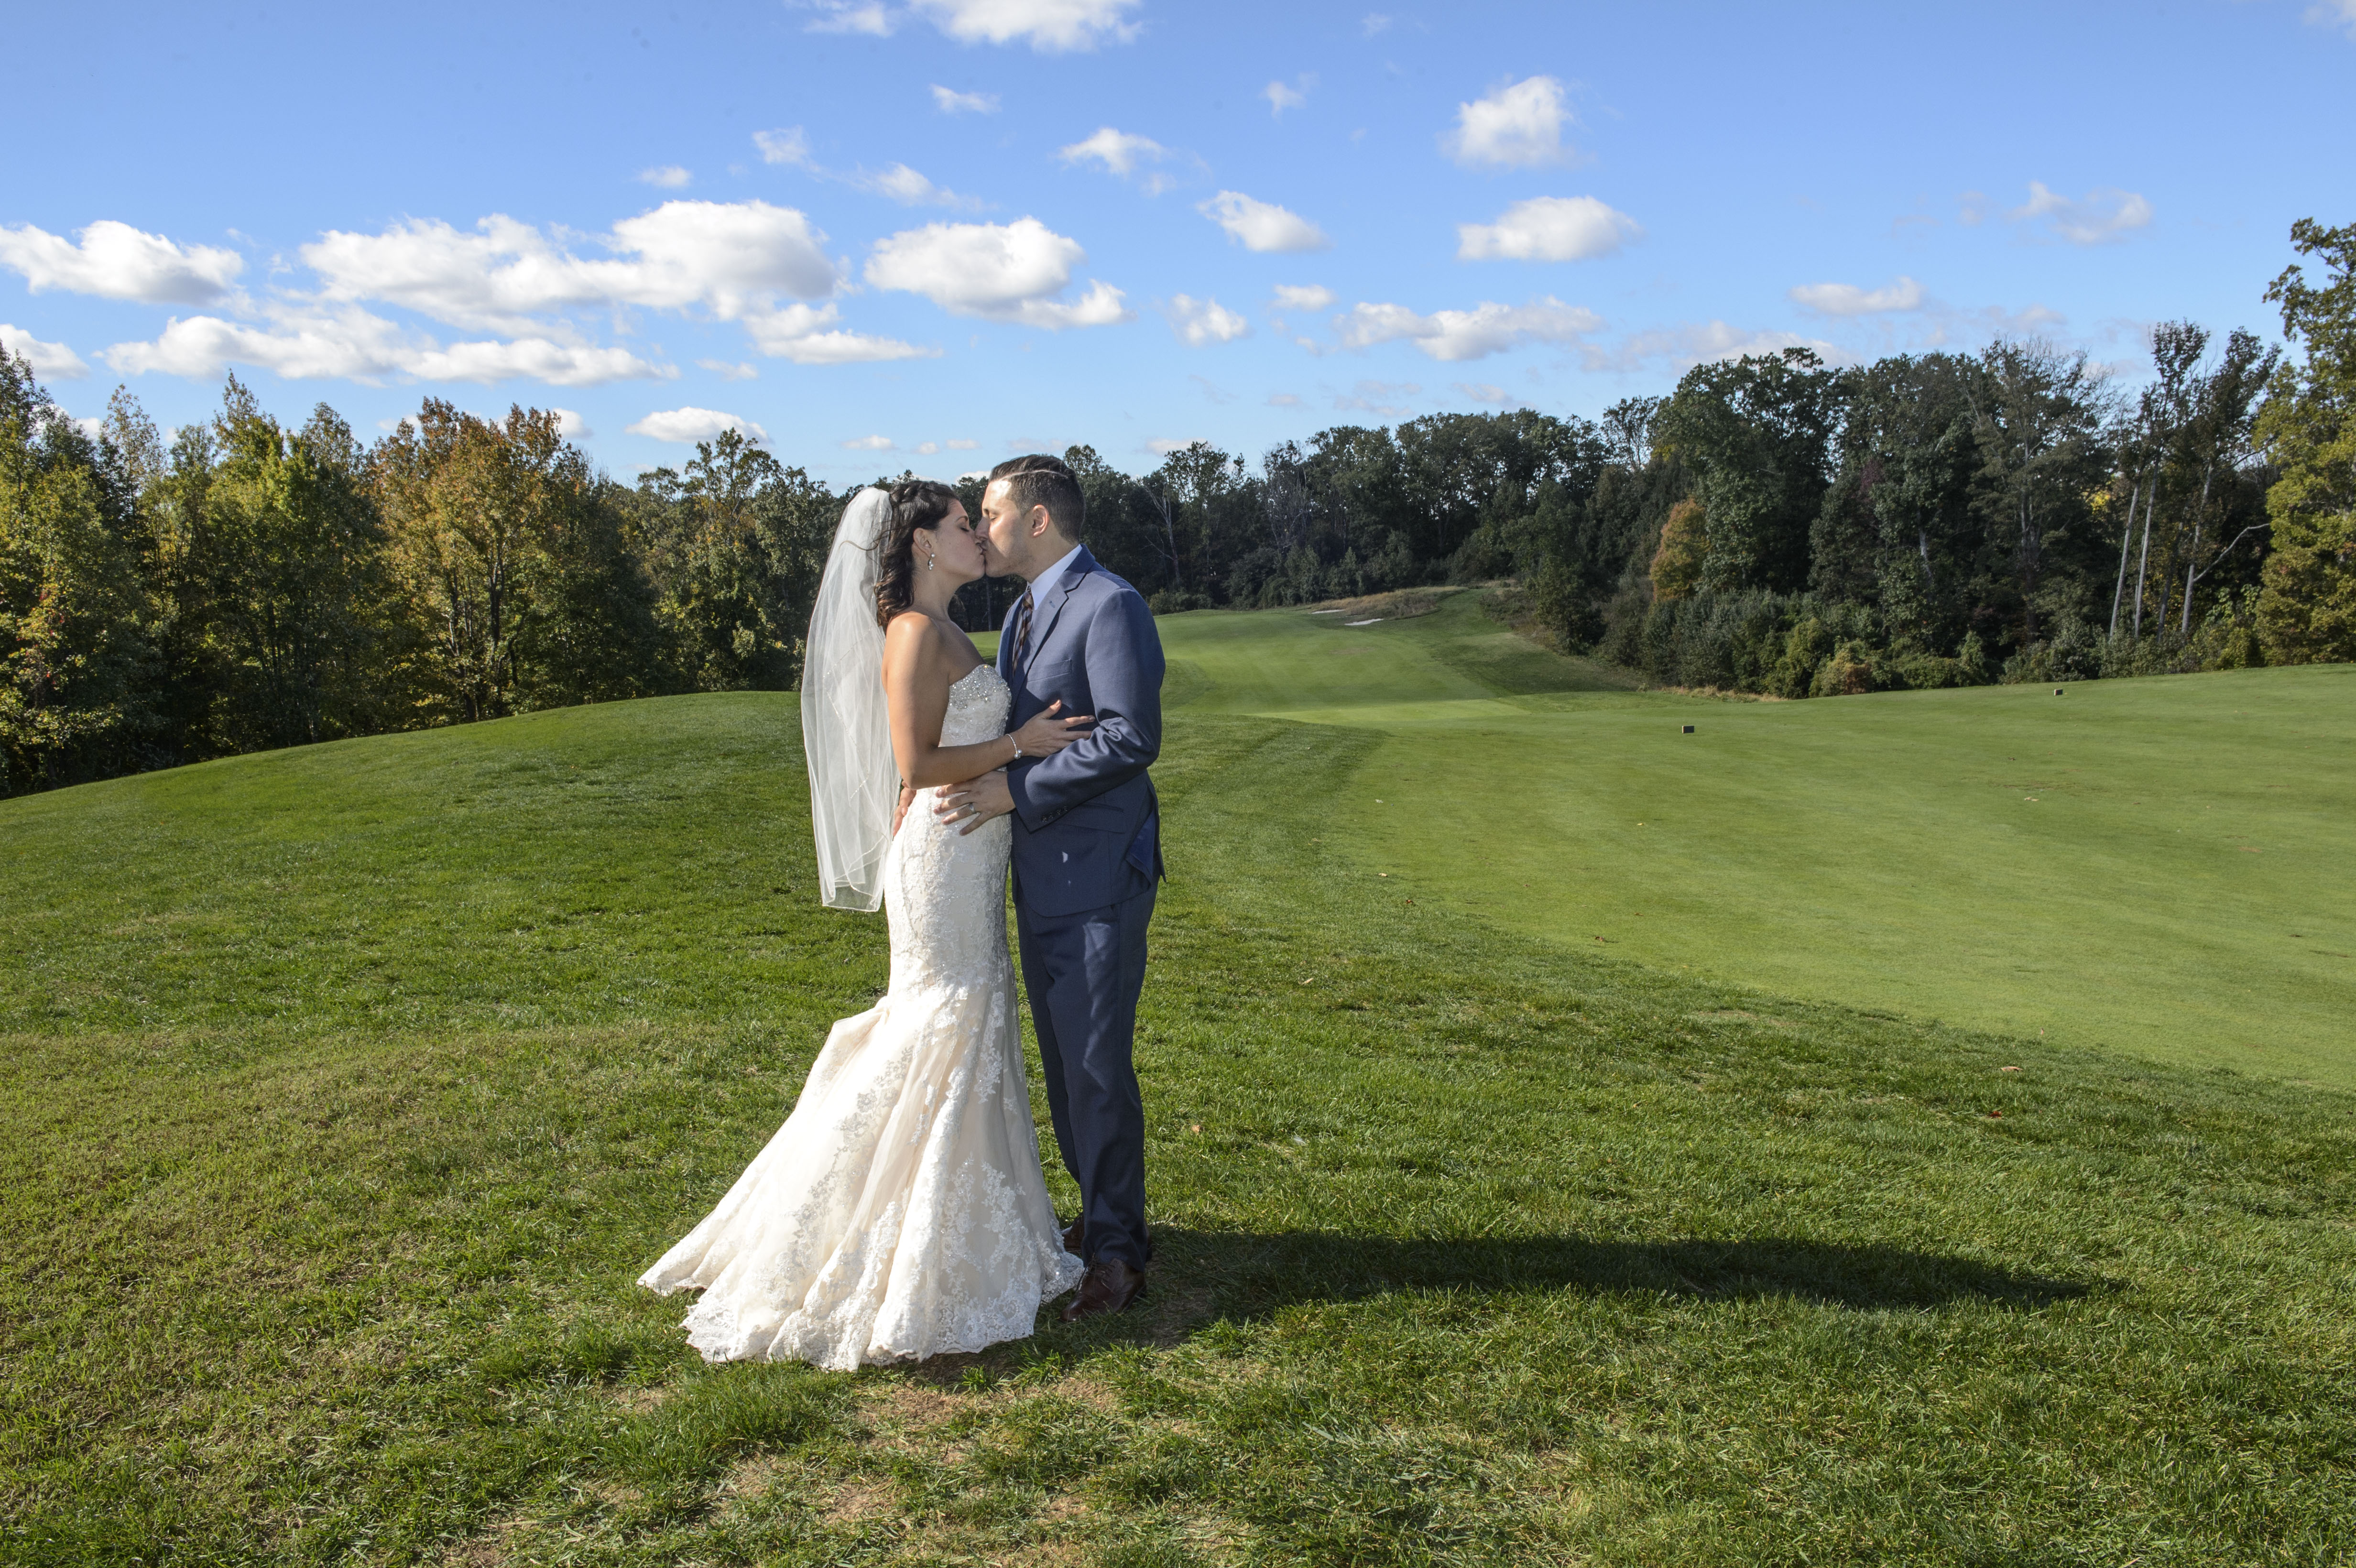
[1141,1228,2094,1323]
[864,1232,2098,1388]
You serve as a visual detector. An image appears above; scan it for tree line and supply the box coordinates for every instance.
[0,368,839,795]
[1051,219,2351,699]
[4,219,2348,797]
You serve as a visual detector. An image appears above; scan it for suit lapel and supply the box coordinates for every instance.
[1024,546,1095,671]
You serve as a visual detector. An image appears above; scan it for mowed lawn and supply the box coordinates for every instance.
[1,656,2353,1563]
[1150,592,2356,1087]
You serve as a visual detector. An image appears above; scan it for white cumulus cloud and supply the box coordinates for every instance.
[407,338,667,385]
[553,408,592,439]
[740,302,935,364]
[1441,76,1572,169]
[101,306,670,386]
[1271,284,1336,312]
[1457,196,1639,261]
[2007,182,2153,246]
[842,434,895,450]
[862,163,981,209]
[1165,294,1250,347]
[1265,78,1308,117]
[112,198,923,379]
[1334,295,1602,361]
[630,406,769,444]
[865,218,1129,329]
[1200,191,1330,254]
[802,0,897,34]
[912,0,1141,50]
[1058,127,1166,177]
[302,202,839,335]
[0,219,245,304]
[1788,276,1926,316]
[1593,321,1843,373]
[0,323,89,379]
[638,165,692,188]
[753,127,817,168]
[931,84,1000,113]
[698,358,760,380]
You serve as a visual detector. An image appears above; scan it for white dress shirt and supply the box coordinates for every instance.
[1023,541,1086,603]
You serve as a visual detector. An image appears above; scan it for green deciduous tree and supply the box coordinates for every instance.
[2255,218,2356,664]
[1655,348,1843,594]
[629,428,829,691]
[0,350,155,792]
[197,390,399,750]
[1648,499,1708,601]
[377,401,658,721]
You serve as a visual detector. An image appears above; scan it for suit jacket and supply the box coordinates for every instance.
[998,546,1165,918]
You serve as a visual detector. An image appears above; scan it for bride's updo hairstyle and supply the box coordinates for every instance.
[873,478,963,627]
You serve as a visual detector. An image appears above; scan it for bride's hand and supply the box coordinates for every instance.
[1011,699,1093,758]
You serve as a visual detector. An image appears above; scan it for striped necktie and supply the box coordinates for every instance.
[1010,585,1036,675]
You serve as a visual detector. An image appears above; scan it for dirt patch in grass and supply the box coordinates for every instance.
[862,1379,964,1429]
[1049,1376,1125,1414]
[437,1507,544,1567]
[607,1383,670,1414]
[821,1478,899,1525]
[1305,587,1451,620]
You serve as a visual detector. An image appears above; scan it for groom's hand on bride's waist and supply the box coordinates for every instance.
[936,770,1014,836]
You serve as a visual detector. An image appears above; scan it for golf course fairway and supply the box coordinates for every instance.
[1140,591,2356,1088]
[5,637,2353,1563]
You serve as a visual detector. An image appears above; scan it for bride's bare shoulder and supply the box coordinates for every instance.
[885,610,958,658]
[883,612,962,689]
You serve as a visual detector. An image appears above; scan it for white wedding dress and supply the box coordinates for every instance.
[639,664,1084,1369]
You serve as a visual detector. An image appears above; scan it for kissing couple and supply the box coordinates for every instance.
[639,453,1167,1370]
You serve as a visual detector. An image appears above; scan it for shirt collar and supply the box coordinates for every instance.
[1026,541,1086,602]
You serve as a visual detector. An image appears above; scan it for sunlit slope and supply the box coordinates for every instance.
[0,695,869,1037]
[1153,595,2356,1086]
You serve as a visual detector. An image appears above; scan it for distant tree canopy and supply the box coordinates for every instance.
[2254,218,2356,665]
[1,218,2345,796]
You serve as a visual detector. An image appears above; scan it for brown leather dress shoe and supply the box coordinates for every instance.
[1059,1259,1146,1323]
[1061,1217,1084,1258]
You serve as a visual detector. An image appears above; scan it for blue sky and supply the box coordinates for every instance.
[4,0,2351,484]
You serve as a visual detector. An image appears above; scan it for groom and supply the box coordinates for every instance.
[936,454,1165,1323]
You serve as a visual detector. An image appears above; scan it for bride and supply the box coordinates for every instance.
[639,480,1091,1369]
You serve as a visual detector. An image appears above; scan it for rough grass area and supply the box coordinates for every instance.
[1149,591,2356,1085]
[3,690,2353,1565]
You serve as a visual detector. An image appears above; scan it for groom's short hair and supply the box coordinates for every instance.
[989,453,1084,540]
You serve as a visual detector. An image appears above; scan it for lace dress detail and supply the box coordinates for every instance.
[639,664,1084,1369]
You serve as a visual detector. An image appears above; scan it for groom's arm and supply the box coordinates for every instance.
[1005,588,1163,829]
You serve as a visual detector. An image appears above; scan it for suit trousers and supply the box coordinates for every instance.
[1014,879,1156,1270]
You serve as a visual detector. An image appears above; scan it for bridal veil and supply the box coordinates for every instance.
[803,487,896,911]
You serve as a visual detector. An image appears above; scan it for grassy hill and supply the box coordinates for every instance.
[1141,590,2356,1088]
[2,636,2353,1564]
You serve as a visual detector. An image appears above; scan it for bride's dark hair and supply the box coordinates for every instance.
[873,479,962,627]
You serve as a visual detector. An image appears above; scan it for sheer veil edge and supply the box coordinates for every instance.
[802,487,896,912]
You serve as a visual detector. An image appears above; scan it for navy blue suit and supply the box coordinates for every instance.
[997,547,1164,1270]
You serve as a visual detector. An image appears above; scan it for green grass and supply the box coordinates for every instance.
[3,653,2353,1563]
[1148,591,2356,1087]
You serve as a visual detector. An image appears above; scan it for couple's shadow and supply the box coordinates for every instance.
[1095,1229,2092,1346]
